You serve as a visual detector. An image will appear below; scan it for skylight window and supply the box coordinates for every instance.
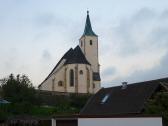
[101,94,110,104]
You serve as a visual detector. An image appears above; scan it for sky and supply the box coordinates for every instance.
[0,0,168,88]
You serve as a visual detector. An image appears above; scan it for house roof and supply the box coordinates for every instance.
[82,11,97,37]
[80,77,168,115]
[38,46,90,88]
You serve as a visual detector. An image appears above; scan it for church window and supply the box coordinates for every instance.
[52,79,55,91]
[79,70,83,75]
[58,81,63,86]
[90,40,92,45]
[93,83,95,88]
[69,69,74,86]
[81,41,83,47]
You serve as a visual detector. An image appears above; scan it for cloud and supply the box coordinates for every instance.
[33,13,69,29]
[101,8,168,87]
[41,50,52,61]
[110,51,168,86]
[102,67,116,76]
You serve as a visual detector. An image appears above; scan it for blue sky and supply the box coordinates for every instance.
[0,0,168,87]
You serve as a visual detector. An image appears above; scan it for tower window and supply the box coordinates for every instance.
[81,41,83,47]
[90,40,92,45]
[79,70,83,75]
[69,69,74,87]
[58,81,63,86]
[93,83,95,88]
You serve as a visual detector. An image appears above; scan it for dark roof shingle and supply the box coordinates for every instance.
[65,46,90,65]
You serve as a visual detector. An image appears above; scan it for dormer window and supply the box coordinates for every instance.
[101,94,110,104]
[90,40,92,45]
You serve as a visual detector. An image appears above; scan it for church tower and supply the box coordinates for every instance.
[79,11,99,73]
[39,11,101,94]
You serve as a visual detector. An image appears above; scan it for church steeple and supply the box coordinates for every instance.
[82,11,97,37]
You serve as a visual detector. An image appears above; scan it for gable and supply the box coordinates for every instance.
[38,46,90,88]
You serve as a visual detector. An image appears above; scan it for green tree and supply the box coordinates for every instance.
[1,74,37,104]
[144,92,168,126]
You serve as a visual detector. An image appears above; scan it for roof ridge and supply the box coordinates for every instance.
[104,77,168,89]
[38,47,74,87]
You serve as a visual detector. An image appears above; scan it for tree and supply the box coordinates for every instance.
[144,91,168,126]
[1,74,37,104]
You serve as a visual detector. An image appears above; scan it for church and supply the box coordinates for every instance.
[38,11,101,94]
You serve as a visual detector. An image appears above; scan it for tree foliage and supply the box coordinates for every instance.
[1,74,37,104]
[0,74,90,119]
[144,91,168,126]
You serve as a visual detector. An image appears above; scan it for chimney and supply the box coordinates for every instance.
[121,82,127,89]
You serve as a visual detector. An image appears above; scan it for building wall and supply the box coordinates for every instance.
[79,36,99,73]
[66,64,93,93]
[78,117,163,126]
[77,64,88,93]
[93,81,101,93]
[39,66,65,92]
[40,63,96,94]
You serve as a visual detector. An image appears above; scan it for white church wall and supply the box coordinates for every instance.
[40,66,65,92]
[78,64,88,93]
[65,64,94,93]
[52,59,66,74]
[93,81,101,93]
[88,66,94,94]
[52,66,65,92]
[78,117,163,126]
[40,64,97,93]
[39,77,52,91]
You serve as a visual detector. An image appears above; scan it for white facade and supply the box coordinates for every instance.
[39,64,98,93]
[78,117,163,126]
[52,117,163,126]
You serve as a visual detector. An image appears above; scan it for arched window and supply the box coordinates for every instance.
[52,79,55,91]
[90,40,92,45]
[79,70,83,75]
[69,69,74,86]
[58,81,63,86]
[86,68,90,89]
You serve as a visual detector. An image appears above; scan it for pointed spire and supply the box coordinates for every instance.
[82,11,97,37]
